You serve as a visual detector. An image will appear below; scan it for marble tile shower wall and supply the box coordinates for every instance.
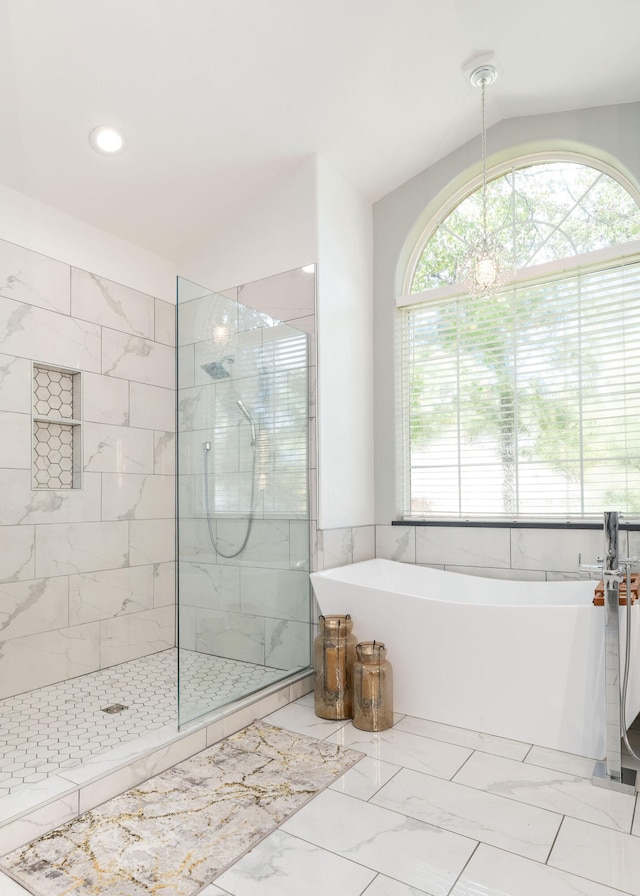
[0,238,176,700]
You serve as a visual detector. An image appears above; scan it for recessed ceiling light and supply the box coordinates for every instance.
[88,125,126,155]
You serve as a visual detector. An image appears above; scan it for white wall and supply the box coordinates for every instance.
[373,101,640,526]
[0,182,175,302]
[316,157,374,529]
[179,156,318,292]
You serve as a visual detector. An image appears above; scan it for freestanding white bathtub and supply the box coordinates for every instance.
[310,559,640,759]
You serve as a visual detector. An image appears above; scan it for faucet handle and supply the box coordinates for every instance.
[578,552,604,574]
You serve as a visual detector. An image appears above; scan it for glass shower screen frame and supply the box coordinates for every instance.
[176,276,312,727]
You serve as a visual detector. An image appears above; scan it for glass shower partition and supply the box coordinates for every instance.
[176,276,312,726]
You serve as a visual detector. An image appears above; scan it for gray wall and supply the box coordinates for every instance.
[372,101,640,576]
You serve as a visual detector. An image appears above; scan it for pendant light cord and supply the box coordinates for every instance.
[481,77,488,241]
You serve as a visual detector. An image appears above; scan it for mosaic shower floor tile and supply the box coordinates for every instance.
[0,720,362,896]
[0,649,290,796]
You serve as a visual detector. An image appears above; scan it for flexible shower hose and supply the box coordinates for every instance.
[202,436,256,559]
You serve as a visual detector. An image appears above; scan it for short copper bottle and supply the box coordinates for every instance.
[314,614,357,720]
[352,641,393,731]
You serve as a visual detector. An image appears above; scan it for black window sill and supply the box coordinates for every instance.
[393,519,640,531]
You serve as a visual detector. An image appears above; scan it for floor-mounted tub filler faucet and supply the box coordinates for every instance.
[580,511,638,793]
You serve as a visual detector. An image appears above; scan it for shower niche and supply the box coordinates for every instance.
[176,270,314,726]
[32,363,81,489]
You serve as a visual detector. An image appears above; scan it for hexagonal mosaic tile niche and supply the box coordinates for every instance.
[32,365,81,489]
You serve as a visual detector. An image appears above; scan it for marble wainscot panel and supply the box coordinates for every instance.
[0,297,102,372]
[68,566,155,625]
[239,568,310,620]
[0,472,102,526]
[34,522,129,577]
[0,624,100,698]
[0,353,31,411]
[153,561,176,608]
[129,518,175,567]
[0,721,362,896]
[129,382,175,431]
[100,605,175,667]
[101,473,174,521]
[82,372,129,426]
[196,609,265,665]
[83,422,155,474]
[0,411,30,469]
[71,268,155,339]
[0,238,70,314]
[0,577,69,640]
[375,525,416,563]
[215,520,291,568]
[154,297,176,346]
[154,431,175,475]
[416,524,511,568]
[510,526,603,575]
[102,328,175,389]
[0,525,35,582]
[319,527,354,569]
[179,561,241,612]
[264,618,310,669]
[290,521,311,570]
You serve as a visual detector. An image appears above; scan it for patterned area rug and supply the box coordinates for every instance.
[1,720,362,896]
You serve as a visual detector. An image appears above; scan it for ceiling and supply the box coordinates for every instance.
[2,0,640,262]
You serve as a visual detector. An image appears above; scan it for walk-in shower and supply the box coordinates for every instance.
[176,276,313,726]
[0,266,314,836]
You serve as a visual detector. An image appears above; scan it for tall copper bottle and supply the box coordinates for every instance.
[314,614,357,720]
[352,640,393,731]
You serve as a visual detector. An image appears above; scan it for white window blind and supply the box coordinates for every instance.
[400,259,640,520]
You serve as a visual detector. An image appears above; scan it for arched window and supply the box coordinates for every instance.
[399,158,640,520]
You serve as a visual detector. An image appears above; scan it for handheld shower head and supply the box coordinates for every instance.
[237,399,256,445]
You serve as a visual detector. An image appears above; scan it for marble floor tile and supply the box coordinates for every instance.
[215,828,376,896]
[372,767,562,862]
[329,755,400,800]
[281,788,477,894]
[0,872,33,895]
[451,842,630,896]
[395,715,531,761]
[524,744,598,779]
[331,723,472,780]
[452,750,635,832]
[549,816,640,895]
[263,701,349,739]
[294,692,314,708]
[362,876,432,896]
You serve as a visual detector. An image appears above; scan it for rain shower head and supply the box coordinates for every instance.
[201,357,234,379]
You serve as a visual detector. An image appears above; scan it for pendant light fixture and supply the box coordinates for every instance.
[462,62,504,296]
